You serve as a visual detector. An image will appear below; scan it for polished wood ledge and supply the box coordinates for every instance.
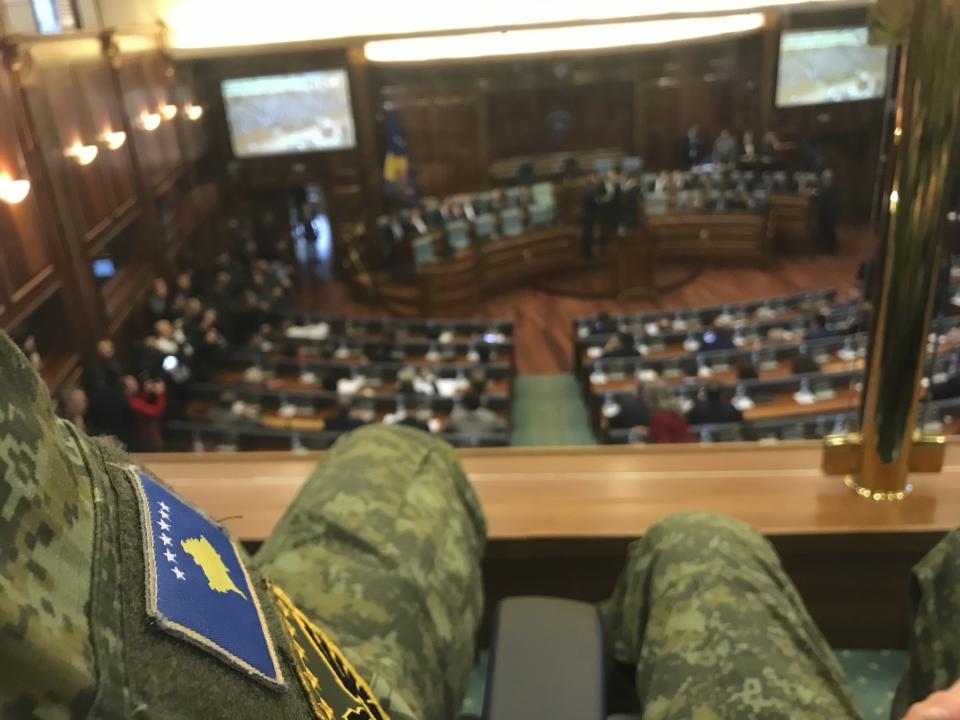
[142,439,960,543]
[141,440,960,647]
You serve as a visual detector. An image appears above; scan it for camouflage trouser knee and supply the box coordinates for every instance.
[255,425,487,720]
[600,512,862,720]
[892,529,960,719]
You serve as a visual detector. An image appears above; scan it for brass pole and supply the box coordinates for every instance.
[823,0,960,498]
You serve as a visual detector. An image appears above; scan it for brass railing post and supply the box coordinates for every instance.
[822,0,960,499]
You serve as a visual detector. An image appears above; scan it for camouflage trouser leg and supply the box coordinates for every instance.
[892,528,960,719]
[600,512,862,720]
[254,425,487,720]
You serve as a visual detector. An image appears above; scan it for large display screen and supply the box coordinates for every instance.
[222,70,356,157]
[776,27,888,108]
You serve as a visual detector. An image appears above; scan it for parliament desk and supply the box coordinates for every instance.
[769,193,815,254]
[148,440,960,648]
[648,211,771,264]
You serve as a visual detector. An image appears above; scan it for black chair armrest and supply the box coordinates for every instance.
[483,597,605,720]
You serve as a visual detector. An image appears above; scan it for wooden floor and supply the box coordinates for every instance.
[305,225,875,374]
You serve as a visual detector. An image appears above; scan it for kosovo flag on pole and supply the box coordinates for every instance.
[383,111,413,200]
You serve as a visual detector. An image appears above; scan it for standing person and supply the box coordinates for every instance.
[680,124,706,169]
[580,172,601,259]
[713,128,739,165]
[686,383,743,426]
[598,167,622,245]
[816,169,841,253]
[84,339,135,447]
[127,376,167,452]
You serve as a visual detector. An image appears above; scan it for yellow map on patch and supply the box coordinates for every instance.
[181,536,248,599]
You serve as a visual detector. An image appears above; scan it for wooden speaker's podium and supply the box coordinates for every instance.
[613,225,657,300]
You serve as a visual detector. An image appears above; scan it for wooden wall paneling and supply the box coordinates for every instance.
[79,59,138,218]
[345,46,382,233]
[107,34,169,275]
[0,40,100,359]
[35,64,116,243]
[143,52,184,182]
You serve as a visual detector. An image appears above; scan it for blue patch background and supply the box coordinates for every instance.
[137,472,282,686]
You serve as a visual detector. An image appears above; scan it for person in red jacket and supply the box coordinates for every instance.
[642,381,694,444]
[126,376,167,451]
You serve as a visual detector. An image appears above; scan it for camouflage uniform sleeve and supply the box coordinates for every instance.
[892,528,960,718]
[600,512,862,720]
[0,332,99,717]
[255,424,487,720]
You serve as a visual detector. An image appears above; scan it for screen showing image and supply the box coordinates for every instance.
[776,27,888,108]
[222,70,356,158]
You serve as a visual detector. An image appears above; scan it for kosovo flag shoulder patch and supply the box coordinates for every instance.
[131,470,285,689]
[269,581,390,720]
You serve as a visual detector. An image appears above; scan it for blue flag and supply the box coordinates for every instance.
[132,470,285,688]
[382,111,414,201]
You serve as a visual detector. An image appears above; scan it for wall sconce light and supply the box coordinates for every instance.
[139,111,162,131]
[101,130,127,150]
[183,103,204,121]
[64,143,99,165]
[160,104,178,120]
[0,172,30,204]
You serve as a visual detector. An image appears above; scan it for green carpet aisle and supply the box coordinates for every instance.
[510,374,596,446]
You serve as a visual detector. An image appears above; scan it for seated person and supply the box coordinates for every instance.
[701,328,736,352]
[323,395,369,432]
[447,392,507,436]
[367,333,406,364]
[740,130,757,162]
[602,331,640,360]
[734,357,760,380]
[687,383,744,426]
[806,313,833,341]
[791,353,821,375]
[643,381,694,443]
[592,311,618,335]
[607,386,651,432]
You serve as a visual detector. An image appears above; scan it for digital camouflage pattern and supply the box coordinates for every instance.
[256,423,487,720]
[892,529,960,719]
[6,323,960,720]
[0,329,99,718]
[0,330,486,719]
[601,512,864,720]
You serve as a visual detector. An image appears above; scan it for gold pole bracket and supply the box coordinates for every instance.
[822,433,946,501]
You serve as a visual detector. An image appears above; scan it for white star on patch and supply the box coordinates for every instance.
[172,566,186,580]
[158,501,170,512]
[164,549,177,563]
[160,533,172,546]
[159,508,170,519]
[158,519,171,531]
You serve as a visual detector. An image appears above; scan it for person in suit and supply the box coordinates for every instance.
[701,328,736,352]
[598,168,622,242]
[806,313,833,341]
[760,130,781,167]
[687,383,743,426]
[592,311,617,335]
[608,386,652,432]
[323,395,368,432]
[713,128,739,165]
[580,172,602,259]
[680,125,706,169]
[815,169,841,253]
[603,332,640,359]
[791,352,821,375]
[446,392,507,436]
[405,208,429,236]
[735,357,760,381]
[382,210,407,266]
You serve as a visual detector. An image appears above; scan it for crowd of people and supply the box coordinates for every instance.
[66,216,299,452]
